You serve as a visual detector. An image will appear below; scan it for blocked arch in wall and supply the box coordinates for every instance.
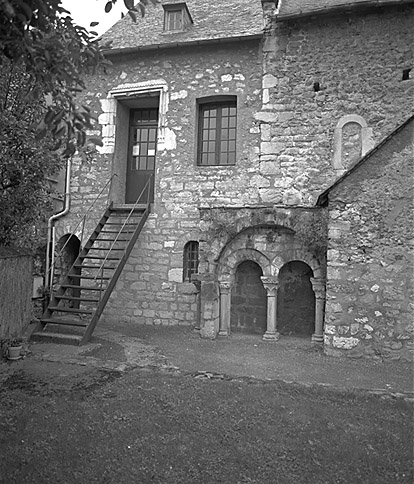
[332,114,374,170]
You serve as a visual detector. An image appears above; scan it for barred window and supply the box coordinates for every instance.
[197,97,237,166]
[183,241,199,282]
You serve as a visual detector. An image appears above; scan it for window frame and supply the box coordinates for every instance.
[197,96,237,167]
[163,3,192,32]
[183,241,199,282]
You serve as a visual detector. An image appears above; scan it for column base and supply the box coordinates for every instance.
[311,333,324,344]
[218,329,230,337]
[262,331,280,341]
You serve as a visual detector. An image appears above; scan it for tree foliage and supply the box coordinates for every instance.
[0,0,157,246]
[0,59,61,246]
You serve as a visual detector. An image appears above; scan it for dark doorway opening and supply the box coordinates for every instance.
[56,234,81,308]
[277,261,314,336]
[230,260,267,334]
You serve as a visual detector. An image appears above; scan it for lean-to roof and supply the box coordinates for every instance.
[278,0,414,19]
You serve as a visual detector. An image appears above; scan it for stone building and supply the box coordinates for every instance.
[46,0,413,358]
[318,116,414,359]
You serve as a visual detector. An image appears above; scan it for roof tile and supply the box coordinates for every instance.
[101,0,264,52]
[278,0,414,18]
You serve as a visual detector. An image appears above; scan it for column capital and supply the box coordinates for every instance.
[219,281,232,295]
[260,276,279,296]
[310,277,326,299]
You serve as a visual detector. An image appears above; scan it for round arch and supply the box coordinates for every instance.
[55,233,81,307]
[277,260,315,336]
[271,248,323,279]
[217,248,272,283]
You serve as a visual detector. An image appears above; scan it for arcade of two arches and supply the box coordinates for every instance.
[198,209,327,343]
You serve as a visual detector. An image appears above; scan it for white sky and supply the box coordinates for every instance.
[60,0,128,35]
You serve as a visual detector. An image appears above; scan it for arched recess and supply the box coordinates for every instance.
[277,261,315,336]
[230,260,267,334]
[332,114,374,170]
[271,248,323,279]
[55,234,81,308]
[218,248,272,283]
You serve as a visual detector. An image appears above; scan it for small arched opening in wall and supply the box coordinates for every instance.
[277,261,315,337]
[332,114,374,171]
[55,234,81,308]
[230,260,267,334]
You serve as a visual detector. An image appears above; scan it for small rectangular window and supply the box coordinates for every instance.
[163,3,192,32]
[197,98,237,166]
[183,241,199,282]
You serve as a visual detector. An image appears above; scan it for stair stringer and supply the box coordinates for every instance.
[80,204,150,344]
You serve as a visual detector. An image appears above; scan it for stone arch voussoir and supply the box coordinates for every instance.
[271,248,323,278]
[218,248,271,283]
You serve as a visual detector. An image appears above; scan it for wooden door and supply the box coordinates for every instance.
[126,108,158,204]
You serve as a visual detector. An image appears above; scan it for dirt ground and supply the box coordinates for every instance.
[1,322,413,483]
[103,321,414,394]
[1,363,412,484]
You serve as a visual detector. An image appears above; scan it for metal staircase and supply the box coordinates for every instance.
[31,203,150,345]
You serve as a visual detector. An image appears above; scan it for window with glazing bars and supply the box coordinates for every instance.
[197,99,237,166]
[165,9,183,30]
[183,241,199,282]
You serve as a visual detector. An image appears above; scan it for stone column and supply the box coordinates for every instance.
[260,276,280,341]
[192,279,202,331]
[218,281,232,337]
[310,277,326,343]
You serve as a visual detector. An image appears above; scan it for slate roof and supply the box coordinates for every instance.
[101,0,264,54]
[278,0,414,19]
[316,115,414,207]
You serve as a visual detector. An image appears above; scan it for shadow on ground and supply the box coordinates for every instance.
[100,321,413,394]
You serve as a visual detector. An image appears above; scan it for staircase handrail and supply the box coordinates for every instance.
[47,173,117,294]
[94,174,153,285]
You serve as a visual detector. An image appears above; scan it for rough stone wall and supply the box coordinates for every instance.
[324,120,414,360]
[259,5,414,205]
[56,40,263,326]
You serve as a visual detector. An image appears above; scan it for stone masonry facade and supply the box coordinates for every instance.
[322,119,414,360]
[54,0,414,358]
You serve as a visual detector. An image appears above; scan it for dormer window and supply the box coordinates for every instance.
[163,3,192,32]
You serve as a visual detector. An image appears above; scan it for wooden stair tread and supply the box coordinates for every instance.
[31,331,83,345]
[68,274,111,280]
[61,284,105,291]
[79,255,121,260]
[55,295,100,302]
[40,318,88,327]
[73,264,116,270]
[110,204,147,211]
[48,307,93,315]
[100,229,135,233]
